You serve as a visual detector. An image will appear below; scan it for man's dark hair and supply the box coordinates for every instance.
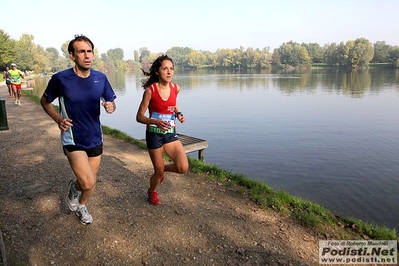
[68,35,94,55]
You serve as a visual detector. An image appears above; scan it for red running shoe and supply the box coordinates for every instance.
[147,189,160,205]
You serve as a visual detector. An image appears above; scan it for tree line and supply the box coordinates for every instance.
[1,29,399,74]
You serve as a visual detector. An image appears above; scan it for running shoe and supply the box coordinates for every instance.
[147,189,160,205]
[66,180,80,212]
[75,205,93,225]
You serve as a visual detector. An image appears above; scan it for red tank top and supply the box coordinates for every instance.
[147,82,178,132]
[148,82,177,115]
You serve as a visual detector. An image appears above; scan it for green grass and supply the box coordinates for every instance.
[101,125,147,150]
[21,90,40,104]
[21,90,398,241]
[187,156,397,240]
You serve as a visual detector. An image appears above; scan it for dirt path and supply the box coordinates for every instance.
[0,84,320,265]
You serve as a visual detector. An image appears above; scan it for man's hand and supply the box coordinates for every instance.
[57,118,73,132]
[102,101,115,114]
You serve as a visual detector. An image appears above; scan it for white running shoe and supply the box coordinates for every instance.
[75,205,93,225]
[66,180,80,212]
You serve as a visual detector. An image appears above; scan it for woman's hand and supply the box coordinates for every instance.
[177,115,185,124]
[157,120,172,132]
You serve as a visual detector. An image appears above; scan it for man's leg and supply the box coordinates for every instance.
[12,85,17,104]
[16,88,21,104]
[66,150,101,204]
[65,150,101,224]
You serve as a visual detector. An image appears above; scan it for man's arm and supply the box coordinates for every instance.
[40,96,72,131]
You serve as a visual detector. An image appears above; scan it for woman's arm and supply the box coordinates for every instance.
[136,88,173,131]
[174,84,185,123]
[136,88,152,125]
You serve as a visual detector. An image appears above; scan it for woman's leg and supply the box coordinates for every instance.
[163,140,189,174]
[148,147,166,191]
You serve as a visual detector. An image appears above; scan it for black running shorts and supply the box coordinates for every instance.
[146,131,179,149]
[63,144,103,157]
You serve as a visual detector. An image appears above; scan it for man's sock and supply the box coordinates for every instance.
[71,180,79,195]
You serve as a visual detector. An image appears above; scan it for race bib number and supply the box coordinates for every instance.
[149,112,175,134]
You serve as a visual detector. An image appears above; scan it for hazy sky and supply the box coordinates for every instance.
[2,0,397,60]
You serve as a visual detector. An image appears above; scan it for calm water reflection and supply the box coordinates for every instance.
[33,68,399,230]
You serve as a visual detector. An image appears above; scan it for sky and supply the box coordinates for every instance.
[2,0,398,60]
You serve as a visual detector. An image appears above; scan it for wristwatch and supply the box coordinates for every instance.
[176,112,183,117]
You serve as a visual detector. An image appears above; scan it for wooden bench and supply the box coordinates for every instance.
[140,133,208,161]
[177,133,208,161]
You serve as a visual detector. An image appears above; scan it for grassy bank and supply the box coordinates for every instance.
[22,90,398,241]
[100,122,398,242]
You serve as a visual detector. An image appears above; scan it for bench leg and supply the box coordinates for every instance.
[198,149,204,161]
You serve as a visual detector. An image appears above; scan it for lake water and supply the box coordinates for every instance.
[33,68,399,231]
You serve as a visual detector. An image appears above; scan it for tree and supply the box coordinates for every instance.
[165,46,193,67]
[125,59,141,70]
[214,48,231,67]
[0,30,15,67]
[244,47,256,68]
[323,43,339,66]
[202,50,216,67]
[278,41,310,67]
[272,48,281,65]
[101,48,125,70]
[254,48,272,69]
[302,43,324,64]
[278,42,294,66]
[337,41,351,67]
[187,50,206,68]
[291,45,310,66]
[232,47,245,69]
[372,41,390,64]
[61,40,70,58]
[92,48,102,70]
[46,47,62,72]
[60,40,74,68]
[46,47,59,60]
[134,50,139,62]
[14,34,36,70]
[32,45,50,73]
[347,38,374,68]
[107,48,124,61]
[388,46,399,66]
[139,47,151,64]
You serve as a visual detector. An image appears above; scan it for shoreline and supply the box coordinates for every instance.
[3,81,399,236]
[0,84,397,265]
